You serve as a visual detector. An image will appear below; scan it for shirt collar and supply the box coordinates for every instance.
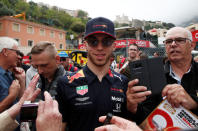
[84,65,114,85]
[169,63,192,85]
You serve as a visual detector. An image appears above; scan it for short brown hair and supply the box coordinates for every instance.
[31,42,57,58]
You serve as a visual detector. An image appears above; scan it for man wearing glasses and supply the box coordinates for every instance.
[56,17,130,131]
[0,36,25,130]
[126,27,198,124]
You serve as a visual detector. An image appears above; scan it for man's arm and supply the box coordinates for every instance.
[0,74,40,131]
[0,80,20,113]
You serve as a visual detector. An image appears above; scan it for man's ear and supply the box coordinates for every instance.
[1,48,8,56]
[55,55,60,64]
[191,41,196,50]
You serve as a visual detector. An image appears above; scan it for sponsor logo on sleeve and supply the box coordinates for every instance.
[69,70,85,83]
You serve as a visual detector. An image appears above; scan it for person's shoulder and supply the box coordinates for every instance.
[111,69,129,82]
[59,68,85,83]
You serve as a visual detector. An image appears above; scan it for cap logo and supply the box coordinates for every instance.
[93,25,107,28]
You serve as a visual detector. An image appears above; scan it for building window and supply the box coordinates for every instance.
[15,38,20,45]
[28,40,33,47]
[40,28,45,36]
[50,31,55,38]
[0,23,2,30]
[60,44,63,49]
[27,26,34,34]
[59,33,63,39]
[12,23,20,32]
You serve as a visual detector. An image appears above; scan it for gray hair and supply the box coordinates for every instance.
[186,30,193,41]
[0,37,18,52]
[166,27,192,41]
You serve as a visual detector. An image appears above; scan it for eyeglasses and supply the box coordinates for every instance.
[163,37,191,45]
[7,48,20,55]
[86,36,115,47]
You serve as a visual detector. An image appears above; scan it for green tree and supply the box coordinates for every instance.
[0,1,14,16]
[14,0,29,14]
[70,20,85,33]
[77,10,88,18]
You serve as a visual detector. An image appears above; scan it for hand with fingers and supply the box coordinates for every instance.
[162,84,198,110]
[95,116,142,131]
[9,79,21,99]
[126,79,152,113]
[7,74,41,119]
[36,91,62,131]
[13,67,25,83]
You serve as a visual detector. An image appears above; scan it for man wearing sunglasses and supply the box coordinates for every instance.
[127,27,198,125]
[56,17,130,131]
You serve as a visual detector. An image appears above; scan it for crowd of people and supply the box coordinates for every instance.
[0,16,198,131]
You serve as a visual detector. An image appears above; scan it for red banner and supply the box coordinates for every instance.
[191,30,198,42]
[114,39,150,48]
[128,39,150,47]
[114,40,127,48]
[78,44,86,50]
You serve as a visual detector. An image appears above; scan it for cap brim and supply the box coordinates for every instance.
[84,31,116,39]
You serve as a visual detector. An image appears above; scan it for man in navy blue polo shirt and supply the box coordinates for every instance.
[56,17,130,131]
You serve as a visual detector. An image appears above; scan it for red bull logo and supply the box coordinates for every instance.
[69,70,85,83]
[93,25,107,28]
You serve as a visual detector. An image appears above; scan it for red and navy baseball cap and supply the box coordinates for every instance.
[84,17,116,39]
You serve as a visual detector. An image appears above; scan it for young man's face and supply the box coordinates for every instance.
[32,51,57,79]
[60,57,69,68]
[86,33,115,67]
[128,45,138,60]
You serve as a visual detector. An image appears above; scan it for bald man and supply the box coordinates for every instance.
[126,27,198,124]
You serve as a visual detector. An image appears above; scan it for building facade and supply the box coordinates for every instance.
[0,16,66,54]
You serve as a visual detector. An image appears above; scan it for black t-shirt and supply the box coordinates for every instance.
[56,65,129,131]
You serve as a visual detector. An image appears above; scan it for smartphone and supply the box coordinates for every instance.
[20,103,38,122]
[129,57,167,95]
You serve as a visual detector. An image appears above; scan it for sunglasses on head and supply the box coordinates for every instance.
[86,36,115,47]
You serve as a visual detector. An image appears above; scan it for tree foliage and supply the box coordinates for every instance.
[0,0,89,40]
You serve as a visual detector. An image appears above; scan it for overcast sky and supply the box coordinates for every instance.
[28,0,198,25]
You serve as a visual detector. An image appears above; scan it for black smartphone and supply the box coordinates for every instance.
[129,57,167,95]
[20,103,38,122]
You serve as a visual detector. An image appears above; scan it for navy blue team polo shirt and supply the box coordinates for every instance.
[56,65,129,131]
